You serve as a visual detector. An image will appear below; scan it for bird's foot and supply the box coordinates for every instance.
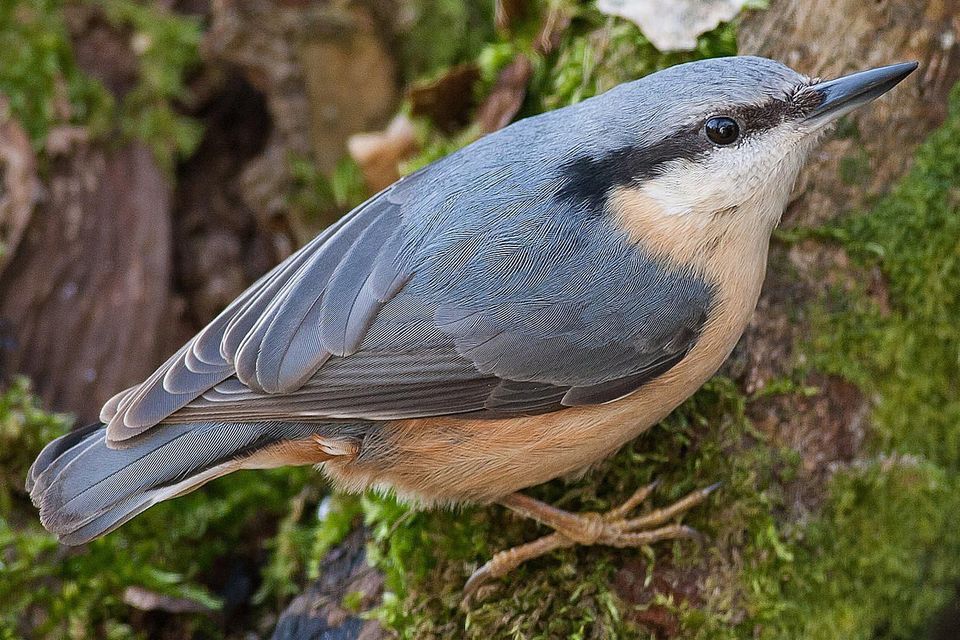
[462,480,718,604]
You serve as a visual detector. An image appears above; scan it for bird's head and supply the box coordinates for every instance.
[569,56,917,267]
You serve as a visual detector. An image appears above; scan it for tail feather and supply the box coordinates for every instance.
[27,421,324,545]
[26,422,103,495]
[53,459,241,546]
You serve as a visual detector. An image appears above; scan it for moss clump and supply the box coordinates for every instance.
[0,0,113,149]
[288,153,370,237]
[394,0,497,82]
[0,0,202,170]
[744,458,954,639]
[814,91,960,465]
[93,0,204,172]
[0,377,72,515]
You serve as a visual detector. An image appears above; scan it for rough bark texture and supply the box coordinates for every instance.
[0,0,401,421]
[271,528,385,640]
[0,2,184,423]
[0,143,175,422]
[204,0,399,246]
[0,100,39,276]
[173,75,275,327]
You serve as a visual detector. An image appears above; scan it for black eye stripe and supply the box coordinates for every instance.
[556,133,711,211]
[555,93,811,211]
[726,97,808,133]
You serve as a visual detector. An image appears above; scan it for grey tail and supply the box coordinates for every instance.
[26,421,324,545]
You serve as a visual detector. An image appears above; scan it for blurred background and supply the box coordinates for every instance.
[1,0,959,638]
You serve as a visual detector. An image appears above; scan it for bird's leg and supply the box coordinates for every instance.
[462,480,718,601]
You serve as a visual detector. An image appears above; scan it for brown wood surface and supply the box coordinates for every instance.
[0,143,175,422]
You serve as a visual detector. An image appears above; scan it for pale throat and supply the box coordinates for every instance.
[607,181,785,281]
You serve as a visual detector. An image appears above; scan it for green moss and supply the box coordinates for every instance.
[394,0,497,81]
[288,153,370,238]
[314,377,797,639]
[0,0,113,149]
[0,0,201,171]
[0,378,320,639]
[747,459,956,639]
[92,0,204,171]
[0,377,72,514]
[252,486,321,608]
[813,83,960,466]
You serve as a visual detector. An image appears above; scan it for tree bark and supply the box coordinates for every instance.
[0,0,401,422]
[0,143,176,422]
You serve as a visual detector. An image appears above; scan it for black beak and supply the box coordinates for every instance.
[803,61,918,125]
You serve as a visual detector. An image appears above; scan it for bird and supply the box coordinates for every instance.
[26,56,916,596]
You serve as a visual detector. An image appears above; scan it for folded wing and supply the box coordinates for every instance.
[104,131,714,442]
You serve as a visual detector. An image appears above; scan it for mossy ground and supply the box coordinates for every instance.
[345,376,798,639]
[3,1,960,638]
[1,379,325,640]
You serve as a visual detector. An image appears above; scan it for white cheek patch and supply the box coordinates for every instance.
[640,160,722,219]
[638,125,814,225]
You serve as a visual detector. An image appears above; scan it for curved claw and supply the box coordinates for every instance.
[461,532,570,608]
[461,560,495,608]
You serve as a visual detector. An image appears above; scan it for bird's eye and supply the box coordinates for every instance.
[705,116,740,145]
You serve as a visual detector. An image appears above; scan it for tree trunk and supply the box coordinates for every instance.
[0,143,176,423]
[0,0,400,423]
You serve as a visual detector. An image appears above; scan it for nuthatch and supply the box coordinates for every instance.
[27,56,915,594]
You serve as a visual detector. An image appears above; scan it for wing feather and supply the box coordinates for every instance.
[101,122,715,440]
[105,182,413,444]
